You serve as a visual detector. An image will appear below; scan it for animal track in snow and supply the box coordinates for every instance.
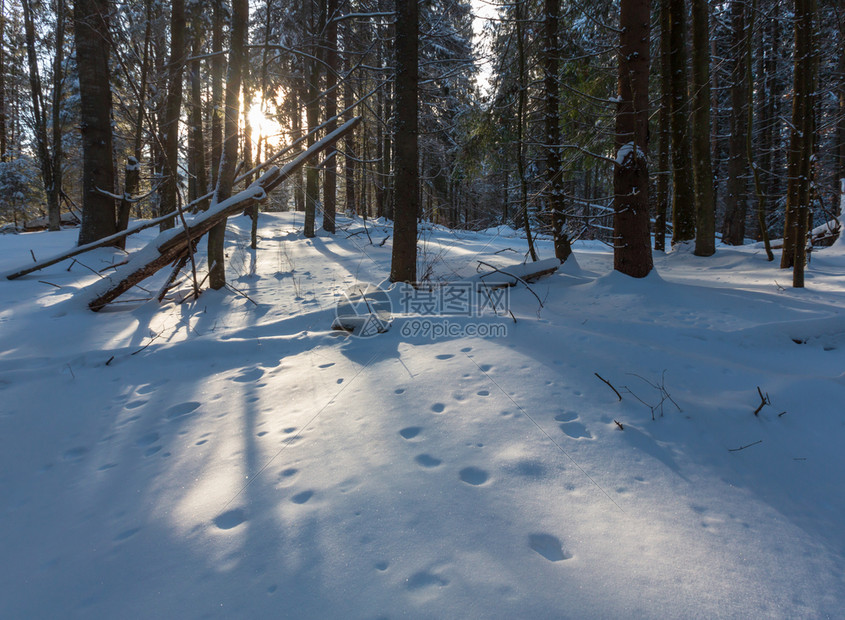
[164,401,201,420]
[528,533,571,562]
[435,354,454,360]
[431,403,446,413]
[291,490,314,504]
[214,508,246,530]
[459,467,489,486]
[399,426,422,440]
[476,390,490,396]
[414,454,442,468]
[136,432,159,447]
[558,421,592,439]
[406,570,449,591]
[232,367,265,382]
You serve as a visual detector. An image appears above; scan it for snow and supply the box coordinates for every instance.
[2,214,845,617]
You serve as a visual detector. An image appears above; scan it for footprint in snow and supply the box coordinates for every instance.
[459,467,489,486]
[435,354,454,360]
[431,403,446,414]
[558,421,592,440]
[291,490,314,504]
[414,454,442,468]
[399,426,422,440]
[406,571,449,591]
[529,533,571,562]
[214,508,246,530]
[136,432,159,447]
[232,367,265,383]
[164,401,201,420]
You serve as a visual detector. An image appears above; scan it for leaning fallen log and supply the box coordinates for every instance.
[85,116,361,311]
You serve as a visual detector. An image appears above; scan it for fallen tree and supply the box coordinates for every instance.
[81,116,361,311]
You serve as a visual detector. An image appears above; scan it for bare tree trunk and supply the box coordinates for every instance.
[723,0,749,245]
[786,0,817,286]
[0,0,6,161]
[75,0,116,245]
[344,74,356,216]
[655,0,671,252]
[210,0,224,193]
[544,0,571,261]
[390,0,419,283]
[304,1,325,238]
[322,0,339,233]
[22,0,59,230]
[515,1,538,261]
[159,0,185,230]
[614,0,653,277]
[208,0,248,290]
[691,0,715,256]
[187,8,208,210]
[669,0,695,244]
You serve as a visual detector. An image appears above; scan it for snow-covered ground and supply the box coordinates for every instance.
[1,213,844,618]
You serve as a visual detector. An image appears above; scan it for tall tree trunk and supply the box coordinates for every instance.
[0,0,6,161]
[210,0,224,193]
[322,0,339,233]
[22,0,58,230]
[390,0,419,283]
[785,0,816,285]
[614,0,653,277]
[691,0,715,256]
[50,0,66,230]
[344,72,356,216]
[208,0,247,290]
[188,10,208,209]
[669,0,695,244]
[544,0,571,261]
[723,0,749,245]
[655,0,671,252]
[515,1,538,261]
[160,0,185,230]
[304,1,325,238]
[837,8,845,216]
[75,0,116,245]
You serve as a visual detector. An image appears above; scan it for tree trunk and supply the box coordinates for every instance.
[322,0,339,233]
[208,0,248,290]
[344,71,356,216]
[390,0,419,283]
[22,0,58,230]
[613,0,653,277]
[785,0,817,286]
[188,10,208,210]
[49,0,65,231]
[0,0,6,161]
[74,0,117,245]
[210,0,224,193]
[655,0,670,252]
[515,1,538,261]
[159,0,185,231]
[723,0,749,245]
[691,0,715,256]
[304,1,325,238]
[669,0,695,244]
[544,0,571,262]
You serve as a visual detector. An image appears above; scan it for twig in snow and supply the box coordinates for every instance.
[38,280,61,288]
[595,373,622,401]
[753,386,770,416]
[131,331,161,356]
[614,420,624,430]
[728,440,763,452]
[30,249,37,262]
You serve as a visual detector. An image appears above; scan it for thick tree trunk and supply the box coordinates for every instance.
[74,0,117,245]
[613,0,653,277]
[723,0,749,245]
[691,0,715,256]
[390,0,419,283]
[159,0,185,231]
[304,1,325,238]
[208,0,248,290]
[655,0,671,252]
[785,0,816,286]
[515,1,538,261]
[669,0,695,243]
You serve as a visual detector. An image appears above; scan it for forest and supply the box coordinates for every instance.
[0,0,842,292]
[2,1,845,617]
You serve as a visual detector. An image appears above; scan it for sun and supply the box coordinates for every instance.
[247,103,282,149]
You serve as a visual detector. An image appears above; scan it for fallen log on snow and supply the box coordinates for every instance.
[85,116,361,311]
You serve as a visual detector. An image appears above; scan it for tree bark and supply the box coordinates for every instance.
[322,0,339,233]
[613,0,653,277]
[208,0,248,290]
[159,0,185,231]
[723,0,749,245]
[655,0,671,252]
[390,0,419,283]
[74,0,117,245]
[691,0,715,256]
[669,0,695,244]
